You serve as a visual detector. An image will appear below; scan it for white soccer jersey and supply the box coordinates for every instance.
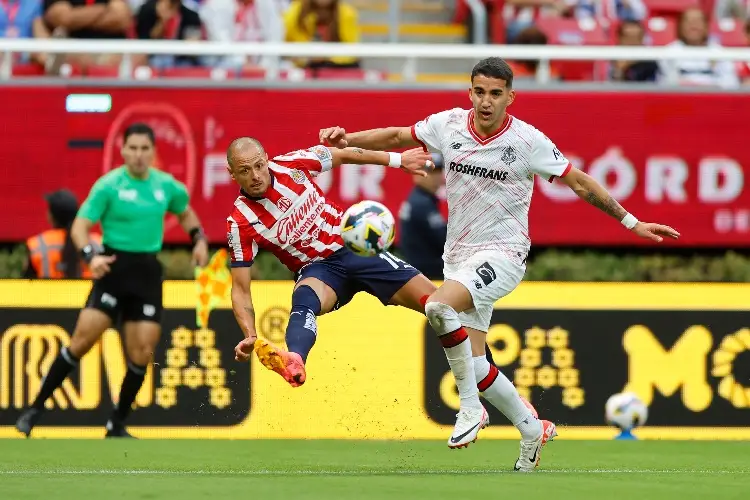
[412,108,571,265]
[226,146,344,273]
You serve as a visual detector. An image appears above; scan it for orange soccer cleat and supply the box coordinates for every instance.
[254,339,307,387]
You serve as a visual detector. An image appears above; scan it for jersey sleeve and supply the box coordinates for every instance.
[227,217,259,267]
[272,145,333,177]
[167,177,190,215]
[411,109,455,154]
[529,130,572,182]
[78,177,111,223]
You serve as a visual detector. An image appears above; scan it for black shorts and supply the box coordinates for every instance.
[85,247,163,324]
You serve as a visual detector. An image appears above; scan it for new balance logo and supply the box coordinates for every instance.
[450,142,461,150]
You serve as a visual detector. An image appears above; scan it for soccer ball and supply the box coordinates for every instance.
[340,201,396,257]
[605,392,649,431]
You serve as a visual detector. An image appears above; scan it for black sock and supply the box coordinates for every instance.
[114,362,147,421]
[31,347,78,410]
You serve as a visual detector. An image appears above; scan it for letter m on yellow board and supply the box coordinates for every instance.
[623,325,713,412]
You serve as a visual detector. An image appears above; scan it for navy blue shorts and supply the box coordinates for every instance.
[297,248,421,308]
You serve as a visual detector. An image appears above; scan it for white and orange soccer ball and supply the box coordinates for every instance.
[340,201,396,257]
[605,392,649,431]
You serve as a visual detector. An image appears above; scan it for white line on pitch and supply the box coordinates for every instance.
[0,469,748,475]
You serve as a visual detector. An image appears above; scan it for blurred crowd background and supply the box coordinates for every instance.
[0,0,748,84]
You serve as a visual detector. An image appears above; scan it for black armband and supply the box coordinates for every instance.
[189,227,206,245]
[80,244,98,264]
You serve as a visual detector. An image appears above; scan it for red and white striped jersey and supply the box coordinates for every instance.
[226,146,344,272]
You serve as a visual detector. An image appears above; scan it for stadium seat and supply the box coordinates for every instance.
[643,0,700,18]
[711,18,747,47]
[11,63,45,77]
[160,67,231,79]
[312,68,387,81]
[86,65,120,78]
[645,16,677,45]
[535,17,609,81]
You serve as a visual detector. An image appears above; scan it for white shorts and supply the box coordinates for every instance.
[443,250,526,333]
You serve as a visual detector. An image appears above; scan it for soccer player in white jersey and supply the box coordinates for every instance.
[227,137,499,448]
[318,57,680,470]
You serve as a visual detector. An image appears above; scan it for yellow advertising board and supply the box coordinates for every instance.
[0,280,749,440]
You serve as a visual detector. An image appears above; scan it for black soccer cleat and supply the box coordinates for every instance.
[15,408,43,438]
[104,415,136,439]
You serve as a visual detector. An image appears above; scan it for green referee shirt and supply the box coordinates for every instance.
[78,166,190,253]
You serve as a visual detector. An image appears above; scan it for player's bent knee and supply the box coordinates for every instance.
[425,301,461,335]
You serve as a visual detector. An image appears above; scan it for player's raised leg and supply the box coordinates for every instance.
[15,307,113,437]
[254,277,339,387]
[424,280,488,448]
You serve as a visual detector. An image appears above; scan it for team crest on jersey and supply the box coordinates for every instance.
[501,147,517,165]
[309,145,332,163]
[277,197,292,212]
[290,169,306,184]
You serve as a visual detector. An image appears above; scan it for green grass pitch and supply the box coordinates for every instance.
[1,440,749,499]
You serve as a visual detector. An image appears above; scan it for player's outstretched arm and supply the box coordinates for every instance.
[231,266,258,362]
[559,167,680,243]
[319,126,417,151]
[329,146,434,177]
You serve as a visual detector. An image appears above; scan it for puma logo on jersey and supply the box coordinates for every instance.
[449,162,508,181]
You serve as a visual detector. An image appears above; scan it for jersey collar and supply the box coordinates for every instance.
[467,110,513,146]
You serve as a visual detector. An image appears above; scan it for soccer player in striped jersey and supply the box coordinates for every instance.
[227,137,489,448]
[318,57,680,470]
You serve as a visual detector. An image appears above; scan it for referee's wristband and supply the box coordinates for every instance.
[80,244,98,264]
[190,227,206,245]
[621,213,639,230]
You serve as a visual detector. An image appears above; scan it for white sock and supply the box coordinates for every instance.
[425,302,481,410]
[473,355,542,441]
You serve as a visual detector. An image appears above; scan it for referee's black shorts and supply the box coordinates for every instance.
[85,246,164,324]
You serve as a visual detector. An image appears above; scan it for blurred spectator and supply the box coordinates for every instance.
[200,0,286,70]
[611,20,659,81]
[503,0,572,42]
[283,0,360,68]
[0,0,49,66]
[738,18,750,84]
[43,0,131,71]
[135,0,202,68]
[576,0,647,22]
[506,26,560,80]
[658,7,739,88]
[23,190,101,279]
[713,0,750,20]
[398,155,446,280]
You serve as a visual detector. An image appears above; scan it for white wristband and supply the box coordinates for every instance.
[387,152,402,168]
[621,213,639,229]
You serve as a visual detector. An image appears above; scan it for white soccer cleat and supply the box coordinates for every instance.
[448,405,489,449]
[513,419,557,472]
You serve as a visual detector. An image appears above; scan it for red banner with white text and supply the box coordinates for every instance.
[2,87,748,247]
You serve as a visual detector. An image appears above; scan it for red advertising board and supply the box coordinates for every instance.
[2,87,748,247]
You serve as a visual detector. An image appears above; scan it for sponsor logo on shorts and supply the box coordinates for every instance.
[449,162,508,181]
[475,262,497,286]
[101,293,118,308]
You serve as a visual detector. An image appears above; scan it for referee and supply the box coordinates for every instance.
[16,123,209,438]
